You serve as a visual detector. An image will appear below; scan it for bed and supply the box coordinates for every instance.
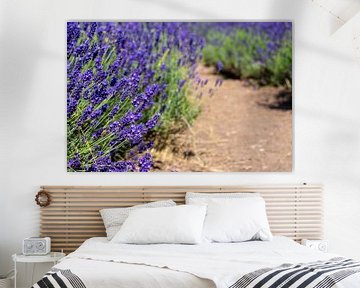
[33,185,360,287]
[33,236,360,288]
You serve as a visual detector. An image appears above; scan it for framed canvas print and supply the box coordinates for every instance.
[67,22,292,172]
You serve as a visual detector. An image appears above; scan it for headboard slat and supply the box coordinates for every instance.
[39,184,323,253]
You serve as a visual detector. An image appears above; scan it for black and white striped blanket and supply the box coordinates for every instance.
[32,258,360,288]
[32,268,86,288]
[230,257,360,288]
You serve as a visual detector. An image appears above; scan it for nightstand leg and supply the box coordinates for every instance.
[25,263,28,287]
[31,263,35,285]
[14,260,16,288]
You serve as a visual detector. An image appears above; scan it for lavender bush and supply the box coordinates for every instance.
[67,22,204,172]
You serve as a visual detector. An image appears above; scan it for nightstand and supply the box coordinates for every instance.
[301,239,328,252]
[12,252,65,288]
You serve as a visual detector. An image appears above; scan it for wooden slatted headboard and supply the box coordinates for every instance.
[39,184,323,253]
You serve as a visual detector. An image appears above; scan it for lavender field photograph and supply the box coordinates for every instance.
[67,22,292,172]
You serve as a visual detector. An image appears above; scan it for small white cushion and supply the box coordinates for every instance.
[111,205,207,244]
[186,192,259,204]
[100,200,176,240]
[202,197,272,243]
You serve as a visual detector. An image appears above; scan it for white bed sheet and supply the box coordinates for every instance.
[56,237,214,288]
[56,258,214,288]
[54,236,360,288]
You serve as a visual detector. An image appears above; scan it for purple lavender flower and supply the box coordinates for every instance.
[138,153,152,172]
[82,70,93,83]
[146,113,160,130]
[67,153,81,170]
[160,63,166,71]
[216,61,223,72]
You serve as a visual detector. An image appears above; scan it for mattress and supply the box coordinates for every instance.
[37,236,360,288]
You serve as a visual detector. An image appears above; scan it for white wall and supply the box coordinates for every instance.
[1,0,360,285]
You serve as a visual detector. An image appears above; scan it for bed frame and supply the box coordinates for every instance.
[39,184,323,253]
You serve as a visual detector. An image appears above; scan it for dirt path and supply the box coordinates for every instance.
[153,65,292,172]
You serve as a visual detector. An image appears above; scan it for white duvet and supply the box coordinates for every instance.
[54,237,360,288]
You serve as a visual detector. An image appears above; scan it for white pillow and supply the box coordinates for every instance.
[111,205,207,244]
[186,192,259,204]
[202,197,272,243]
[100,200,176,240]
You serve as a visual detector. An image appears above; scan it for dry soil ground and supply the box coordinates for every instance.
[153,65,292,172]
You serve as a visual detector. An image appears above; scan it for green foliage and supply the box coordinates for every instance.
[151,50,200,135]
[267,40,292,87]
[203,30,265,78]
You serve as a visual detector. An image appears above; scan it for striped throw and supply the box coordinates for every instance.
[32,268,86,288]
[230,258,360,288]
